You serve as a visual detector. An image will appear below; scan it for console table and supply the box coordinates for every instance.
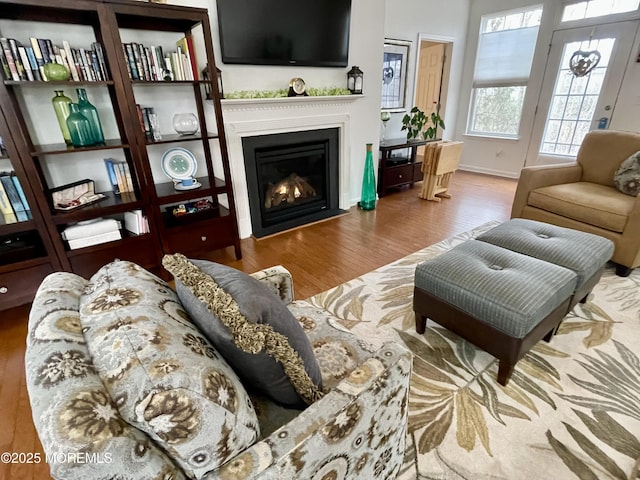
[378,138,437,197]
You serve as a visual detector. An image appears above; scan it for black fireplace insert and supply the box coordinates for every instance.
[243,128,343,237]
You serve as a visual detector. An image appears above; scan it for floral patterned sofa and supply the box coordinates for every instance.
[25,260,412,480]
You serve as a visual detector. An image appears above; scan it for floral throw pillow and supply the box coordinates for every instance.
[614,150,640,196]
[79,260,260,479]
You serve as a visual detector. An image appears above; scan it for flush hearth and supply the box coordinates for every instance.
[243,128,342,237]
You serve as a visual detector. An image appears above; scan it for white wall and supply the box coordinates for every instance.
[382,0,471,142]
[455,1,640,178]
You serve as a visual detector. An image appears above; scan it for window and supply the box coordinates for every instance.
[562,0,639,22]
[467,5,543,138]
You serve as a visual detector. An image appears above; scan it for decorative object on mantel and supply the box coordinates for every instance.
[358,143,376,210]
[401,106,445,141]
[201,64,224,100]
[569,49,601,77]
[224,86,351,99]
[347,65,363,94]
[288,77,308,97]
[172,113,199,135]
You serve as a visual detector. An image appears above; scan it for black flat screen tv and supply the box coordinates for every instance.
[216,0,352,67]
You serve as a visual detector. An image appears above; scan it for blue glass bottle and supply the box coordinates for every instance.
[76,88,105,144]
[359,143,376,210]
[66,103,94,147]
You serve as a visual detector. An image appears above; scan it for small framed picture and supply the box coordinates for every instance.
[381,39,411,112]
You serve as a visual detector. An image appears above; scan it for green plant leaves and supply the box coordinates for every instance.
[401,105,445,140]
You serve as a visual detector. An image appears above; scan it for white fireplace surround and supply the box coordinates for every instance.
[222,96,360,239]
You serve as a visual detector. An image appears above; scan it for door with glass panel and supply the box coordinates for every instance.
[526,21,637,163]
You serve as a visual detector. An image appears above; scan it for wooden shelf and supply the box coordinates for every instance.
[30,139,129,156]
[0,0,242,308]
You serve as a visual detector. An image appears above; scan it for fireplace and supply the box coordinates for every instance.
[243,128,343,237]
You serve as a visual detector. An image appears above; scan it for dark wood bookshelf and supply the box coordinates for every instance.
[0,0,242,310]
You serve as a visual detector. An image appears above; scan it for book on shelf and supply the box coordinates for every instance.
[11,175,32,219]
[0,173,29,222]
[67,229,122,250]
[62,217,121,241]
[124,209,149,235]
[0,178,17,224]
[0,37,20,81]
[103,158,120,195]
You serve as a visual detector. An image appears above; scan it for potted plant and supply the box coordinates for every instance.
[401,106,445,140]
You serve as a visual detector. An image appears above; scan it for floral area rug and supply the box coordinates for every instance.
[304,221,640,480]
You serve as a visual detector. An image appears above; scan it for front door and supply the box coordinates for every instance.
[526,21,637,164]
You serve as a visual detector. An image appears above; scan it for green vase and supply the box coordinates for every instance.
[359,143,377,210]
[76,88,105,144]
[51,90,73,145]
[66,103,94,147]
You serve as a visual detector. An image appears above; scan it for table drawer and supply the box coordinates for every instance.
[0,263,54,310]
[382,164,414,188]
[165,217,235,256]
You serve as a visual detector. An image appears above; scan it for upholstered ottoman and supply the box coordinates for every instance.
[476,218,614,312]
[413,240,577,385]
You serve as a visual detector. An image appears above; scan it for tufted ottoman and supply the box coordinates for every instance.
[413,240,577,385]
[476,218,614,313]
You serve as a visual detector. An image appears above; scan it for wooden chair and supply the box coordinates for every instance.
[419,141,463,201]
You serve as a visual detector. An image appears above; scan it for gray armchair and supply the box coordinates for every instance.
[511,129,640,276]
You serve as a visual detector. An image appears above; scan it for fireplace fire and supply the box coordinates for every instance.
[265,173,317,208]
[242,128,342,237]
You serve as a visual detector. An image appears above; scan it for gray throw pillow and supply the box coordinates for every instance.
[614,150,640,196]
[163,254,323,408]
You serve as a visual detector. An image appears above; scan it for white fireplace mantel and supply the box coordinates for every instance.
[222,95,364,239]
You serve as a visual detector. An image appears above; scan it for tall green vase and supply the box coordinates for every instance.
[359,143,377,210]
[51,90,73,145]
[76,88,105,144]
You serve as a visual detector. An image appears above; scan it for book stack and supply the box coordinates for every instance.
[135,105,161,141]
[0,37,107,82]
[124,209,149,235]
[62,218,122,250]
[104,158,134,195]
[0,172,31,224]
[121,36,196,81]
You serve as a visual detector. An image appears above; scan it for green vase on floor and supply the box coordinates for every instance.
[51,90,73,145]
[359,143,377,210]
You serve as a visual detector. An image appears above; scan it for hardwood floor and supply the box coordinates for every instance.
[0,171,516,480]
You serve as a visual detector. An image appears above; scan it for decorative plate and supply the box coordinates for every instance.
[161,147,197,181]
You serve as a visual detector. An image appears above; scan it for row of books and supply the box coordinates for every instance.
[103,158,134,195]
[0,37,108,82]
[0,172,31,224]
[122,36,197,82]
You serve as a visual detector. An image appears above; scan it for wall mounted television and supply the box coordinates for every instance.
[216,0,352,67]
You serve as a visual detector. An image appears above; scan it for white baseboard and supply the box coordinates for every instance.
[457,164,520,179]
